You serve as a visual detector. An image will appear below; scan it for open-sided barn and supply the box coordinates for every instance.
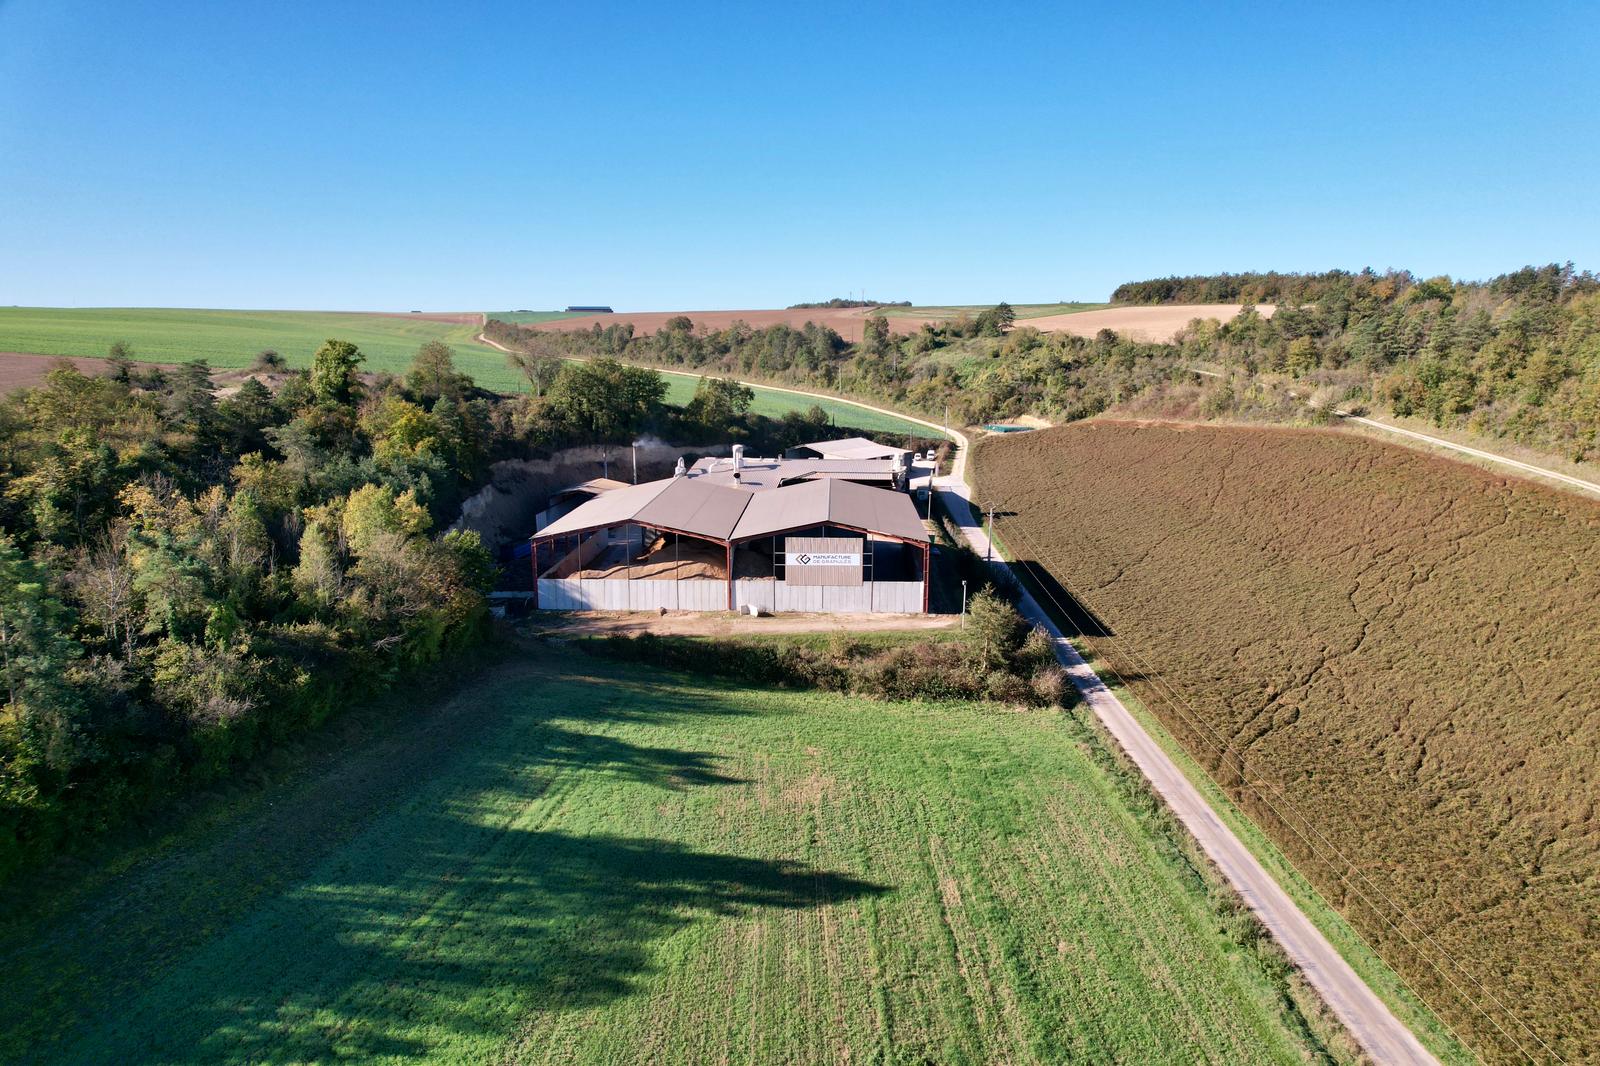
[531,449,930,614]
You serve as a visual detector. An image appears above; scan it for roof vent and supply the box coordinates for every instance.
[674,456,686,478]
[731,443,746,469]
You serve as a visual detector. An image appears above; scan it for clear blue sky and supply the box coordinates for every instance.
[2,1,1596,311]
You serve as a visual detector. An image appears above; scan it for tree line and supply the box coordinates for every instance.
[492,262,1600,464]
[786,298,912,309]
[0,336,907,881]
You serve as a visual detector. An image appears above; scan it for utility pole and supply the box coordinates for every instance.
[960,579,968,628]
[985,506,995,562]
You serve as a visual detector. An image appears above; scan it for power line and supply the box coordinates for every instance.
[987,513,1563,1065]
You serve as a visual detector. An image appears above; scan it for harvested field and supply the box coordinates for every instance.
[0,644,1347,1064]
[974,420,1600,1064]
[1023,303,1275,342]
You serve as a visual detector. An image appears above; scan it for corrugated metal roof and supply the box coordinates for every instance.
[731,478,927,543]
[729,479,831,540]
[535,478,675,538]
[535,472,927,544]
[800,436,907,461]
[634,477,753,539]
[690,457,898,491]
[551,477,631,500]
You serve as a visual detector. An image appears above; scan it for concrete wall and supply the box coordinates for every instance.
[738,580,923,614]
[536,577,924,613]
[538,578,726,611]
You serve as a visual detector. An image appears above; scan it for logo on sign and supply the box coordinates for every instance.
[787,552,862,566]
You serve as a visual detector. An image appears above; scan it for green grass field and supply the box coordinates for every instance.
[0,643,1349,1064]
[880,302,1109,320]
[0,306,533,389]
[644,365,943,437]
[488,311,590,325]
[0,307,937,435]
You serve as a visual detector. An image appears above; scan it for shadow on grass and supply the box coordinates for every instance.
[4,657,876,1064]
[111,829,885,1063]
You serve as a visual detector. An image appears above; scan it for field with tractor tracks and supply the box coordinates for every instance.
[974,420,1600,1064]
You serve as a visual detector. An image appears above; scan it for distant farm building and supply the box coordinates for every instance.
[531,443,930,613]
[564,305,614,313]
[786,436,913,463]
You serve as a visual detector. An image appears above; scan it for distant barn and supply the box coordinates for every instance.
[565,305,613,313]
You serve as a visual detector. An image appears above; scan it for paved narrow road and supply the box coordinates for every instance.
[481,328,1443,1061]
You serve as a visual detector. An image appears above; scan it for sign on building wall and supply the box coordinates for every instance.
[784,536,865,586]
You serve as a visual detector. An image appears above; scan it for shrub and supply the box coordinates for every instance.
[1029,664,1071,706]
[964,588,1029,669]
[583,632,1059,708]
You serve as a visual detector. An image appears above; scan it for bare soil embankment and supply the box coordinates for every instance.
[975,419,1599,1064]
[0,352,123,393]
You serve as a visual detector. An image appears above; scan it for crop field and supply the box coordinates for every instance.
[0,643,1349,1065]
[0,308,931,434]
[489,311,590,325]
[0,306,538,390]
[879,301,1109,320]
[974,420,1600,1064]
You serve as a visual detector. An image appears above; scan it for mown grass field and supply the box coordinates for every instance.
[975,420,1600,1065]
[0,642,1350,1064]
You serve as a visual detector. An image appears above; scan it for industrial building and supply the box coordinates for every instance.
[785,436,913,463]
[531,443,931,614]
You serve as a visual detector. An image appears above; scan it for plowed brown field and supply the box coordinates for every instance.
[974,420,1600,1065]
[0,352,119,393]
[522,303,1267,344]
[519,307,947,343]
